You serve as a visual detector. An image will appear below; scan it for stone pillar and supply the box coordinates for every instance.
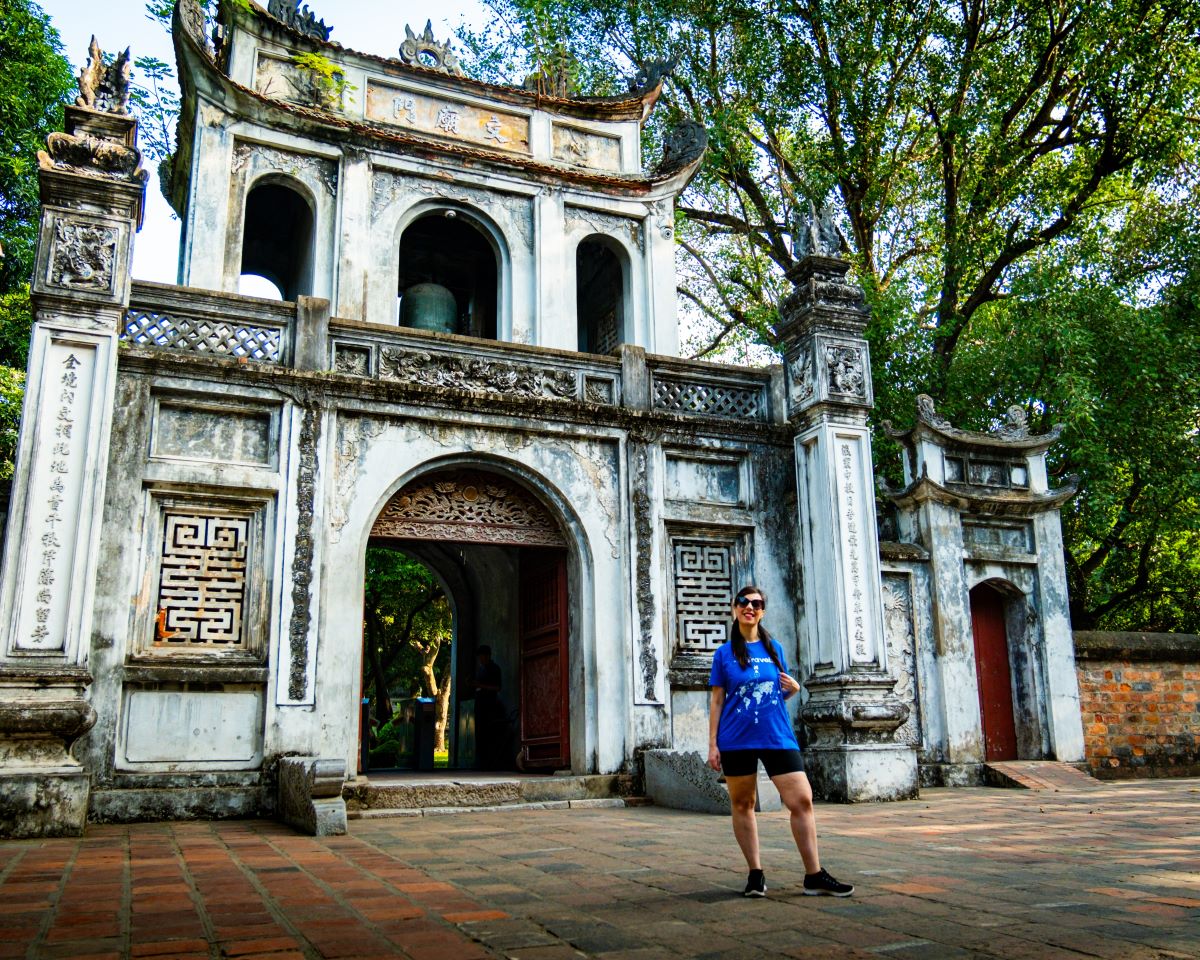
[777,255,917,801]
[0,43,146,837]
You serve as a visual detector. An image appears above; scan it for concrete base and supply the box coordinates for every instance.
[643,749,780,814]
[0,768,90,838]
[919,761,985,788]
[806,744,919,802]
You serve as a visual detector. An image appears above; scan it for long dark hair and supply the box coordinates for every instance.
[729,584,784,671]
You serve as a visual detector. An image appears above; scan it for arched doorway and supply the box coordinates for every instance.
[576,236,628,353]
[969,582,1018,761]
[363,468,571,773]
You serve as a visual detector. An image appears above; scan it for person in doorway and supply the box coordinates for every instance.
[473,645,504,769]
[707,585,855,898]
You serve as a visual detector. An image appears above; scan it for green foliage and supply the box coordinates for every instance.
[290,52,354,109]
[0,0,75,293]
[0,284,32,369]
[468,0,1200,630]
[0,363,26,480]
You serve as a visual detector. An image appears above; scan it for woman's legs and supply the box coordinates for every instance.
[724,774,761,869]
[772,771,819,874]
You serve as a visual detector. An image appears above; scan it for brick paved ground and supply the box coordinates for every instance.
[1,778,1197,959]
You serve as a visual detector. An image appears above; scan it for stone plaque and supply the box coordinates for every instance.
[365,81,530,154]
[552,124,622,171]
[154,404,272,465]
[121,689,262,765]
[664,454,742,505]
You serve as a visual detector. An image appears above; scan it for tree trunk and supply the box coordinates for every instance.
[365,609,392,721]
[434,669,452,752]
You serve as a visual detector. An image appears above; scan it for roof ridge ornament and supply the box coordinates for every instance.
[793,197,843,259]
[656,117,707,174]
[76,36,131,115]
[398,21,464,76]
[628,56,679,94]
[267,0,333,42]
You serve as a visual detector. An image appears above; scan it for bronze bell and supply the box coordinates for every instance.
[400,282,457,334]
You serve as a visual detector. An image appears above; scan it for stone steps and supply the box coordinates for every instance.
[983,760,1101,791]
[343,772,639,819]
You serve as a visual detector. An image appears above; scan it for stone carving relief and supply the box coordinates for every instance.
[398,21,463,75]
[76,36,131,114]
[373,470,565,546]
[825,344,866,399]
[333,345,370,376]
[916,393,951,428]
[378,347,578,401]
[330,416,385,543]
[267,0,333,41]
[154,514,249,647]
[788,346,814,407]
[40,131,144,181]
[673,540,734,653]
[881,574,920,747]
[632,443,660,701]
[370,171,533,248]
[565,207,644,253]
[48,219,118,293]
[650,198,674,239]
[232,143,338,197]
[288,403,321,700]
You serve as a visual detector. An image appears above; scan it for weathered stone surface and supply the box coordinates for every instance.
[0,770,90,838]
[643,749,780,814]
[278,757,346,836]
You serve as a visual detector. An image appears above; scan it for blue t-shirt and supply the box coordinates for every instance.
[708,638,800,751]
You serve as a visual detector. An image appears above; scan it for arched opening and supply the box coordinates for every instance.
[360,547,455,772]
[969,582,1019,761]
[360,468,571,774]
[239,180,314,301]
[397,211,498,339]
[576,237,626,353]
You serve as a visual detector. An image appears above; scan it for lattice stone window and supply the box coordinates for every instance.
[652,376,765,421]
[672,538,738,653]
[137,496,270,660]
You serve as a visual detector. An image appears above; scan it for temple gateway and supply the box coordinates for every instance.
[0,0,1084,837]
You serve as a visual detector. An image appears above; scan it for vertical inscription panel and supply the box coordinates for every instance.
[155,514,250,648]
[12,340,98,653]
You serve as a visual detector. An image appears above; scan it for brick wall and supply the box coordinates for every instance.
[1075,632,1200,779]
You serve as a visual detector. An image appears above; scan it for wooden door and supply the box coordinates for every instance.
[970,584,1018,761]
[518,549,569,769]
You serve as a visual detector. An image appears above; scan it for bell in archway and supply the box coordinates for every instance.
[400,282,458,334]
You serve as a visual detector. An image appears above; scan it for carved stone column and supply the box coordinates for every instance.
[777,255,917,801]
[0,41,145,837]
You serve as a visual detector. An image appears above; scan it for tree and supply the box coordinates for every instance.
[463,0,1200,630]
[363,547,454,753]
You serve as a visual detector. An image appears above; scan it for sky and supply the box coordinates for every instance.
[37,0,492,284]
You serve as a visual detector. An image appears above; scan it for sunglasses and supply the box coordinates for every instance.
[734,596,765,611]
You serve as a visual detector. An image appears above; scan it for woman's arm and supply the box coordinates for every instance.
[707,686,725,771]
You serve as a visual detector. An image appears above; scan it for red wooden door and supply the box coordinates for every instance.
[970,585,1018,761]
[518,549,570,770]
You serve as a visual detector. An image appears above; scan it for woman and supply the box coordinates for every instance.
[707,585,854,898]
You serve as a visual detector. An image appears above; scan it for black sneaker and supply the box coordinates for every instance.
[803,867,854,897]
[743,869,767,897]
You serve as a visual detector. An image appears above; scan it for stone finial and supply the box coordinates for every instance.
[76,37,131,115]
[997,403,1030,439]
[267,0,333,41]
[916,394,951,428]
[793,197,842,259]
[399,21,464,76]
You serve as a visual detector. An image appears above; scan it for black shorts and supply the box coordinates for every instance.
[720,748,804,779]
